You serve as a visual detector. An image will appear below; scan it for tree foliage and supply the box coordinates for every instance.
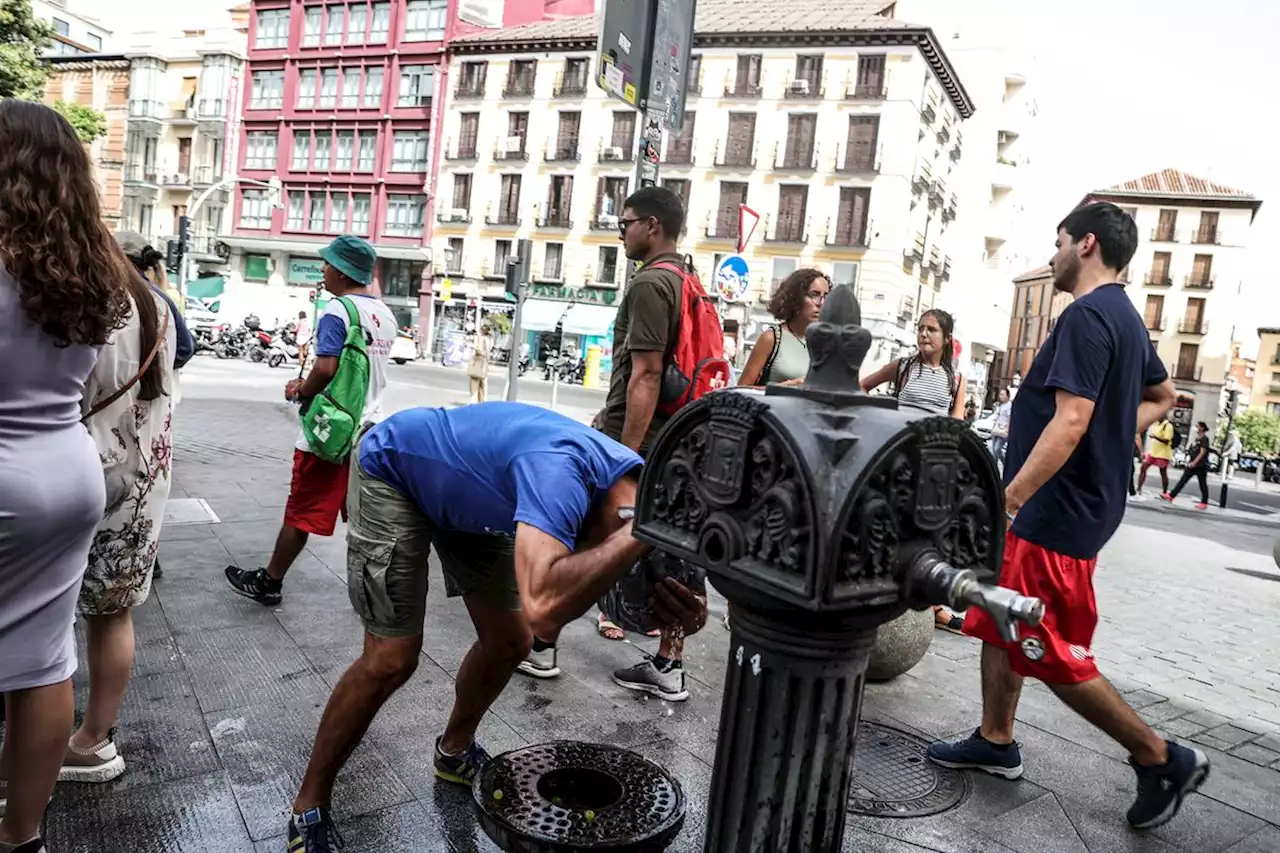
[0,0,53,100]
[1217,409,1280,455]
[52,99,107,142]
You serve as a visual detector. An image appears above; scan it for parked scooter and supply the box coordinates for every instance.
[267,337,300,369]
[212,324,249,360]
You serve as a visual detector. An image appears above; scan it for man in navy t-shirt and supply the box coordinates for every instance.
[928,203,1209,832]
[283,402,708,850]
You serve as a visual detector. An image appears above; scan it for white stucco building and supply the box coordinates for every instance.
[33,0,113,54]
[431,0,975,371]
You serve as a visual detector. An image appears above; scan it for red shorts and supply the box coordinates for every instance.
[1142,455,1169,469]
[283,450,350,536]
[963,531,1100,684]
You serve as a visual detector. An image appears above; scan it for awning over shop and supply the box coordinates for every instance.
[520,299,570,333]
[561,304,616,337]
[186,275,225,300]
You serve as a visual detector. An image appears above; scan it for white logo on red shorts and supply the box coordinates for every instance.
[1020,637,1045,661]
[1068,645,1094,661]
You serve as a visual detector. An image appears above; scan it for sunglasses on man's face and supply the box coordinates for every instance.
[617,216,653,236]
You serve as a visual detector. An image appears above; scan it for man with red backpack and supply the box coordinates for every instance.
[517,187,724,701]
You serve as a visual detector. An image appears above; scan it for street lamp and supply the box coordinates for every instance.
[178,175,283,302]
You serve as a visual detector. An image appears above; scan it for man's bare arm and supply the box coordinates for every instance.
[1136,379,1176,435]
[296,355,339,399]
[514,522,651,640]
[1005,390,1094,513]
[620,350,663,451]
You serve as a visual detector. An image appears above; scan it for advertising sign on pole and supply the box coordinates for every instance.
[714,255,750,303]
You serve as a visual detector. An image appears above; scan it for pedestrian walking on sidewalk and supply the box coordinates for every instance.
[1222,428,1242,481]
[736,268,829,387]
[295,310,312,368]
[1162,421,1211,509]
[990,388,1013,464]
[1136,413,1175,495]
[927,202,1208,832]
[63,234,181,785]
[283,403,707,851]
[861,308,968,632]
[0,100,135,853]
[467,324,492,403]
[225,236,396,606]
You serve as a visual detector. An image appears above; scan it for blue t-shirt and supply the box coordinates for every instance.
[1005,284,1168,559]
[358,402,644,550]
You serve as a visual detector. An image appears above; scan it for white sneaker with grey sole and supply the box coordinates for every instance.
[58,730,126,783]
[613,660,689,702]
[517,645,561,679]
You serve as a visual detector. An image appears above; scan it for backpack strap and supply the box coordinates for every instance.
[893,357,909,397]
[336,296,370,344]
[761,324,783,384]
[645,259,688,364]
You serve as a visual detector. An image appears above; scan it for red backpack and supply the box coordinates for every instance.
[647,258,732,416]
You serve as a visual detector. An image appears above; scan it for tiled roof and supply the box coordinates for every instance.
[1012,265,1052,283]
[1095,168,1256,201]
[452,1,908,45]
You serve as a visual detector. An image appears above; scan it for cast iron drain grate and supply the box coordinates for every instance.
[848,721,969,818]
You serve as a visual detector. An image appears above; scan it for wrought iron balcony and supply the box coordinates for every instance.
[598,143,634,163]
[444,138,479,161]
[773,142,818,172]
[712,139,757,169]
[723,72,763,98]
[1145,272,1172,287]
[1177,318,1208,335]
[484,211,521,227]
[825,216,870,248]
[834,144,880,175]
[782,72,825,99]
[763,214,810,244]
[544,140,580,162]
[1184,275,1215,290]
[1150,228,1178,243]
[843,77,886,101]
[537,211,573,228]
[552,72,587,98]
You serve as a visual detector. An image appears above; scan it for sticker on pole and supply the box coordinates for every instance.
[737,205,760,254]
[714,255,750,303]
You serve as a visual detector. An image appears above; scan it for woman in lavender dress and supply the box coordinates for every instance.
[0,101,133,852]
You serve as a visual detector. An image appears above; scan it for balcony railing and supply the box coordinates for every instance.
[544,139,580,162]
[502,78,536,98]
[1191,229,1221,245]
[552,72,588,98]
[662,144,694,165]
[844,77,886,101]
[437,210,472,224]
[936,124,952,144]
[124,163,159,183]
[160,172,192,188]
[1145,316,1166,331]
[590,213,622,232]
[834,144,880,175]
[598,143,634,163]
[782,72,824,99]
[191,164,220,186]
[764,214,809,244]
[128,99,165,120]
[1150,228,1178,243]
[705,214,740,240]
[1172,363,1203,382]
[455,83,485,99]
[444,138,478,160]
[484,211,521,227]
[1177,318,1209,335]
[1184,275,1215,290]
[712,139,757,169]
[1145,271,1172,287]
[196,98,227,119]
[537,211,573,228]
[494,141,528,161]
[825,216,869,248]
[921,102,937,124]
[723,72,763,98]
[686,68,703,95]
[773,142,818,172]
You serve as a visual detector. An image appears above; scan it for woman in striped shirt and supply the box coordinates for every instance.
[861,308,967,631]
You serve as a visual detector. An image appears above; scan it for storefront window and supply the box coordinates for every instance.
[382,259,423,299]
[245,254,271,281]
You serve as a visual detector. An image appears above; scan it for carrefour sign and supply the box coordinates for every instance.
[287,257,325,285]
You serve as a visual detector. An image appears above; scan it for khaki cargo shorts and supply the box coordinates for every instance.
[345,453,520,639]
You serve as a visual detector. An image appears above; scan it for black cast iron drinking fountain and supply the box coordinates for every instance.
[473,284,1044,852]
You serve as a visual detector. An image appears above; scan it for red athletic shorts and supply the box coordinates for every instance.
[283,450,350,536]
[963,531,1100,684]
[1142,454,1170,469]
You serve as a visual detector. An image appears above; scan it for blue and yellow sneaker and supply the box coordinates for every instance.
[434,737,490,786]
[286,806,342,852]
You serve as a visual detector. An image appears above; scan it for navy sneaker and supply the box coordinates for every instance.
[1126,741,1210,829]
[434,738,490,786]
[225,566,283,606]
[927,729,1024,780]
[286,806,343,852]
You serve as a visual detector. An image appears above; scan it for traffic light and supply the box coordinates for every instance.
[165,239,180,272]
[309,289,317,303]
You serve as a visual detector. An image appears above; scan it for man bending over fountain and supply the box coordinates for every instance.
[285,401,707,853]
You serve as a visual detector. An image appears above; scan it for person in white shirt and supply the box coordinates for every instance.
[225,235,397,606]
[294,310,312,367]
[990,387,1013,463]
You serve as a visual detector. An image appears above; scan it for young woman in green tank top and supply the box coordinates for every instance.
[738,269,830,387]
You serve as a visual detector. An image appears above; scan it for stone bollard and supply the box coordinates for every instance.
[632,284,1044,852]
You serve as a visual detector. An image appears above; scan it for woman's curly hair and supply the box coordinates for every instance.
[0,100,132,346]
[767,268,827,322]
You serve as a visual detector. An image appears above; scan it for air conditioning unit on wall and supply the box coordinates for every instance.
[505,135,523,153]
[790,79,810,94]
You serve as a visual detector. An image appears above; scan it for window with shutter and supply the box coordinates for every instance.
[610,112,636,150]
[1190,253,1213,287]
[734,55,762,95]
[505,112,528,156]
[662,179,690,210]
[556,112,581,158]
[1156,209,1177,241]
[1176,343,1199,379]
[834,187,870,246]
[499,175,521,223]
[1149,251,1171,284]
[1195,211,1219,244]
[783,114,816,167]
[545,175,573,225]
[846,115,879,170]
[1144,295,1164,330]
[855,55,885,97]
[776,186,807,241]
[451,174,471,211]
[665,112,695,163]
[458,114,479,156]
[725,113,755,166]
[717,182,747,236]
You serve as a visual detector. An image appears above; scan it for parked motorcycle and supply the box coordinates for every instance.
[247,329,273,363]
[212,324,250,360]
[192,326,218,355]
[267,337,300,369]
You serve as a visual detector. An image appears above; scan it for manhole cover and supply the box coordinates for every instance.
[848,722,969,818]
[164,498,221,526]
[473,741,684,852]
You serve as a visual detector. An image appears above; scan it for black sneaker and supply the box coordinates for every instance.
[434,738,490,786]
[224,566,282,606]
[286,806,343,852]
[9,839,48,853]
[927,728,1024,780]
[1126,741,1210,829]
[152,560,164,579]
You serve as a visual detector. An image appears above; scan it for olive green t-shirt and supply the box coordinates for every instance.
[600,253,682,455]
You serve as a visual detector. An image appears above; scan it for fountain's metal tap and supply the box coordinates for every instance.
[905,549,1044,644]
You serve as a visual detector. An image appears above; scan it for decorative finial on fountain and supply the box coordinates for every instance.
[802,283,872,392]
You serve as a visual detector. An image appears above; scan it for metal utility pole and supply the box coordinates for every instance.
[179,175,281,302]
[1219,385,1239,507]
[596,0,695,289]
[504,238,532,401]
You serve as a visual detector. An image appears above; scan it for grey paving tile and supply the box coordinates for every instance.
[1222,825,1280,852]
[1015,681,1129,761]
[841,828,961,852]
[626,738,713,853]
[1140,701,1192,726]
[1123,689,1170,710]
[46,771,255,853]
[1161,716,1212,739]
[63,671,220,797]
[1054,794,1181,853]
[849,811,1019,853]
[157,573,281,636]
[947,772,1051,831]
[489,667,669,749]
[213,519,307,560]
[1183,709,1232,729]
[176,622,330,713]
[426,782,505,853]
[1252,732,1280,752]
[1188,743,1280,826]
[980,793,1089,853]
[1228,742,1280,766]
[253,800,448,853]
[862,672,985,742]
[207,699,413,841]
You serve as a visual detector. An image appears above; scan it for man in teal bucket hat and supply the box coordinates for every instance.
[226,234,397,607]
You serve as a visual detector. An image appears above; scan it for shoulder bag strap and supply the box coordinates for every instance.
[84,302,171,422]
[761,324,783,384]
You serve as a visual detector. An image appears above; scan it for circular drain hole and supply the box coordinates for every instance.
[848,721,969,818]
[537,767,624,811]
